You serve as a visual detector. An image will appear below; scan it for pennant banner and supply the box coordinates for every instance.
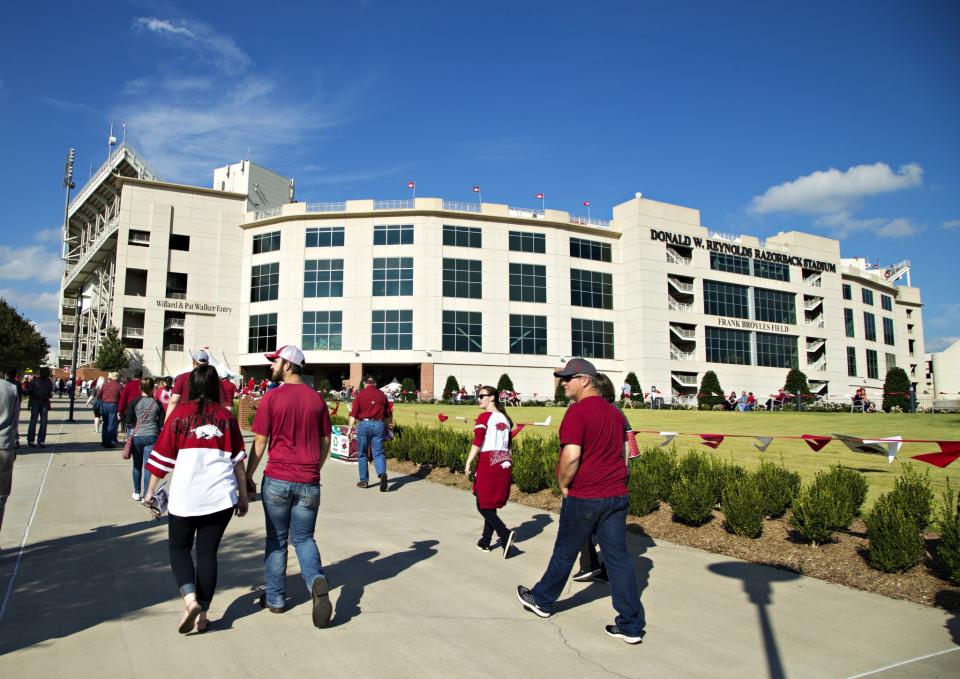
[802,434,832,452]
[659,431,678,448]
[437,413,448,422]
[511,424,527,437]
[753,436,774,453]
[912,441,960,469]
[700,434,724,449]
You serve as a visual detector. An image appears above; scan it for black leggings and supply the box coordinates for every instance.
[476,498,509,546]
[168,507,233,611]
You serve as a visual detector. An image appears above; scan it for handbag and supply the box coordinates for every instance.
[122,401,155,460]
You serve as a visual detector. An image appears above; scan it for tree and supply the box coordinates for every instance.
[497,373,514,392]
[0,298,50,371]
[401,377,417,402]
[697,370,724,410]
[95,326,130,373]
[783,368,814,404]
[625,371,641,398]
[442,375,459,400]
[554,379,568,405]
[882,367,911,412]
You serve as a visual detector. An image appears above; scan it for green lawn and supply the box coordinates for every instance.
[391,403,960,508]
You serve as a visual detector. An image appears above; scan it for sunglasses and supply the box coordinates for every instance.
[560,374,588,384]
[478,393,493,398]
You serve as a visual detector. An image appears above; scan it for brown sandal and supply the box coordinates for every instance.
[178,601,202,634]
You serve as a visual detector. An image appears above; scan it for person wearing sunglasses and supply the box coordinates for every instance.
[464,386,517,557]
[517,358,645,645]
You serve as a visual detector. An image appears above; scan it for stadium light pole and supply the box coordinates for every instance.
[62,148,80,422]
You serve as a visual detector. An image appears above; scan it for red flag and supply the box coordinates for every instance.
[329,402,339,416]
[472,186,480,192]
[437,413,448,422]
[912,441,960,468]
[407,181,416,189]
[510,423,526,437]
[700,434,724,449]
[802,435,832,452]
[583,200,590,207]
[535,193,544,200]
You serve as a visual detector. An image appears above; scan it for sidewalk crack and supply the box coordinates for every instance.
[550,620,635,679]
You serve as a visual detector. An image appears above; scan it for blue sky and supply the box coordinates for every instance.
[1,1,958,353]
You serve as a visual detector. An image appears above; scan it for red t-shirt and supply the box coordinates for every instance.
[221,379,237,406]
[172,371,235,405]
[349,386,388,420]
[118,380,142,415]
[558,395,628,499]
[252,382,332,484]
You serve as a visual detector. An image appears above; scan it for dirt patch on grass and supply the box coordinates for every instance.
[386,458,960,612]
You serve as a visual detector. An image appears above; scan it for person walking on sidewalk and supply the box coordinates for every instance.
[245,345,334,627]
[345,375,390,491]
[166,350,211,422]
[26,367,54,448]
[517,358,645,645]
[464,386,516,557]
[0,373,19,541]
[143,364,248,634]
[99,372,122,448]
[125,377,163,501]
[5,369,22,448]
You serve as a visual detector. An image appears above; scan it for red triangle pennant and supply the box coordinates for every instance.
[437,413,448,422]
[912,441,960,468]
[510,423,527,437]
[802,435,832,452]
[700,434,724,449]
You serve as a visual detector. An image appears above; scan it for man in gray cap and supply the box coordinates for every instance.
[517,358,645,644]
[165,349,210,421]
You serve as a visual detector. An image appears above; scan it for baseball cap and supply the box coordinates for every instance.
[192,349,209,364]
[264,344,306,367]
[553,358,598,379]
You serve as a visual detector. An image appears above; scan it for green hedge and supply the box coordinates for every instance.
[789,465,868,544]
[723,475,764,538]
[866,491,925,572]
[935,482,960,583]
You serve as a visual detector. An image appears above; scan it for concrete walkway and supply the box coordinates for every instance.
[0,401,958,678]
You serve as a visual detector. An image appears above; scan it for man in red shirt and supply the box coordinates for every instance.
[117,369,144,421]
[345,375,390,491]
[166,350,210,422]
[220,377,237,408]
[517,358,644,645]
[245,345,333,628]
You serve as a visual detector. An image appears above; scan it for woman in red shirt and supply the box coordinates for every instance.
[464,386,516,558]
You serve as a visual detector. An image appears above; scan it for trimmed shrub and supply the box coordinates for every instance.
[628,462,659,516]
[670,469,715,526]
[638,447,677,502]
[819,465,869,521]
[866,492,925,572]
[676,451,710,483]
[400,377,417,402]
[318,378,332,393]
[935,482,960,583]
[442,375,459,400]
[722,476,764,538]
[697,370,724,410]
[752,460,801,518]
[554,379,569,406]
[625,372,641,398]
[882,366,911,413]
[889,464,933,530]
[783,367,815,404]
[789,481,850,544]
[707,457,747,507]
[513,435,551,493]
[496,373,514,392]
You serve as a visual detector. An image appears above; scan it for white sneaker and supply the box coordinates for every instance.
[131,493,141,501]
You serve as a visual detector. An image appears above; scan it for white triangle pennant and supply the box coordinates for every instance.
[864,435,902,464]
[754,436,774,453]
[659,432,678,448]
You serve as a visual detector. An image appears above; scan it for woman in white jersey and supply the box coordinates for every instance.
[465,386,516,557]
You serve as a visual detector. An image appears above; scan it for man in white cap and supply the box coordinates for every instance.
[517,358,645,645]
[165,349,211,422]
[245,345,334,628]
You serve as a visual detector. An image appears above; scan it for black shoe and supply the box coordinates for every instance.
[357,481,368,488]
[379,473,388,492]
[27,443,35,448]
[502,530,516,559]
[605,624,643,644]
[572,568,602,582]
[311,576,332,628]
[594,570,610,583]
[517,585,551,618]
[477,540,494,552]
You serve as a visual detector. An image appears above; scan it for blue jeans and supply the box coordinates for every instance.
[530,494,645,636]
[27,403,49,445]
[100,402,118,446]
[131,434,156,496]
[261,476,325,609]
[356,420,386,484]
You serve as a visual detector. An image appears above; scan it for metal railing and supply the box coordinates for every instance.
[804,297,823,311]
[508,206,545,219]
[668,300,693,312]
[806,339,825,352]
[570,216,611,227]
[808,357,827,372]
[804,318,825,328]
[670,347,696,361]
[709,230,741,243]
[804,275,822,287]
[166,292,187,300]
[63,215,120,288]
[306,202,346,213]
[124,327,144,338]
[164,344,184,352]
[374,199,414,210]
[68,143,158,214]
[254,206,283,220]
[672,392,697,404]
[666,248,692,265]
[442,200,481,213]
[670,325,696,339]
[165,318,185,329]
[58,350,73,361]
[668,277,694,292]
[671,373,698,386]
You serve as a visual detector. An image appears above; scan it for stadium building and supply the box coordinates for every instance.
[57,145,926,403]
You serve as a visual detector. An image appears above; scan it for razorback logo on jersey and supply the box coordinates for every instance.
[495,422,509,431]
[192,424,224,439]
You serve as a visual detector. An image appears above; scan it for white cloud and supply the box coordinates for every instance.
[928,303,960,328]
[925,336,960,352]
[812,212,921,239]
[0,288,60,314]
[0,245,63,283]
[38,97,97,114]
[30,320,60,350]
[34,228,62,243]
[750,162,923,215]
[133,17,196,39]
[132,16,251,74]
[941,219,960,230]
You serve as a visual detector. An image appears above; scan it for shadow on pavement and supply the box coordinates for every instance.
[935,590,960,647]
[708,561,801,679]
[513,513,553,544]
